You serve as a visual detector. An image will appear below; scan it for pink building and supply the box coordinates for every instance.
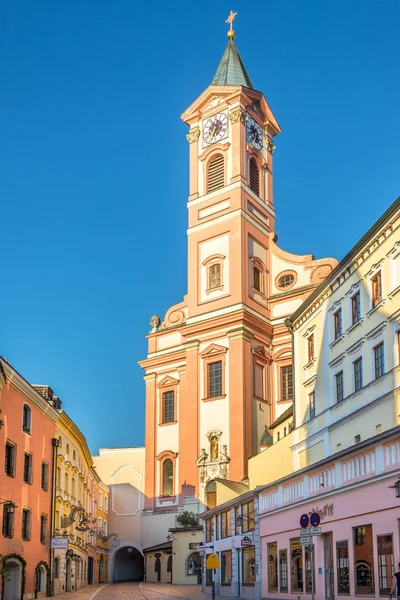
[0,358,59,600]
[258,427,400,599]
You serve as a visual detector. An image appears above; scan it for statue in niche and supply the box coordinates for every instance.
[210,436,219,460]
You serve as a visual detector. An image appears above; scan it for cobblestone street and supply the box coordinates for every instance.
[93,583,211,600]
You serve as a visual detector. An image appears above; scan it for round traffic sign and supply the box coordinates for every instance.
[300,514,309,528]
[310,512,320,527]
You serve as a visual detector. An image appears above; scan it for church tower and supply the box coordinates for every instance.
[139,15,336,543]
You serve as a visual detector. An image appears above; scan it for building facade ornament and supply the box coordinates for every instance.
[149,314,160,333]
[265,136,276,153]
[228,107,248,124]
[186,127,200,143]
[196,441,230,484]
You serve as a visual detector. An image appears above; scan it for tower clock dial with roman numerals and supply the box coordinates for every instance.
[203,112,228,146]
[246,117,263,151]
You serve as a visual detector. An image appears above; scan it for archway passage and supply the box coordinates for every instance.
[3,560,22,600]
[113,547,144,582]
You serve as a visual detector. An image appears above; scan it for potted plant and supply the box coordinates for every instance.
[176,510,199,527]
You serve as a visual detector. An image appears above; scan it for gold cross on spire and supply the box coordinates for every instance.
[225,10,237,39]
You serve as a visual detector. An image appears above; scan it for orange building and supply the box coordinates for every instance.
[139,22,337,549]
[0,357,59,600]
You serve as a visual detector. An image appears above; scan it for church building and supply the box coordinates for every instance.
[139,16,337,550]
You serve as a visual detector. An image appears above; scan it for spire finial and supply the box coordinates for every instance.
[225,10,237,40]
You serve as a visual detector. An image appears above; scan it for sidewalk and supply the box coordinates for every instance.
[140,582,224,600]
[54,583,107,600]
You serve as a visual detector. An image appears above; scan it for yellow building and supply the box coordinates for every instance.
[93,478,110,584]
[52,410,109,594]
[287,195,400,469]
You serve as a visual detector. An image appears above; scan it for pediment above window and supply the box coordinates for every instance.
[251,345,272,363]
[199,343,228,358]
[157,376,179,389]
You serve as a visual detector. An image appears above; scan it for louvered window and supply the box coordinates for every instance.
[207,154,224,193]
[253,266,261,292]
[249,158,260,196]
[209,263,221,289]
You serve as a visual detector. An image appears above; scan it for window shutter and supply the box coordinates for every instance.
[254,363,264,398]
[28,456,32,483]
[209,264,221,289]
[207,155,224,192]
[249,158,260,195]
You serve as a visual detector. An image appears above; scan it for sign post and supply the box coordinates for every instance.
[206,553,220,600]
[300,512,321,600]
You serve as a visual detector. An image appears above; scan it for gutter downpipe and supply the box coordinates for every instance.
[50,437,60,596]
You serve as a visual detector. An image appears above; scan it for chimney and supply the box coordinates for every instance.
[32,385,62,409]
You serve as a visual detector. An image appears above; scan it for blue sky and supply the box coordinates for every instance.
[1,0,399,453]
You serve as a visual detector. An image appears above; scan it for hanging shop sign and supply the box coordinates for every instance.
[241,535,253,547]
[51,538,69,549]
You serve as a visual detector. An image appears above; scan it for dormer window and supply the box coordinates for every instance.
[249,157,260,196]
[207,154,224,193]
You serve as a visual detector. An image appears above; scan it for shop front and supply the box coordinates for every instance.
[259,436,400,599]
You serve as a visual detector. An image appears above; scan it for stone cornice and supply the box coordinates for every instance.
[289,197,400,330]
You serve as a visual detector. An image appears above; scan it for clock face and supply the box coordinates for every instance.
[203,113,228,145]
[246,118,263,151]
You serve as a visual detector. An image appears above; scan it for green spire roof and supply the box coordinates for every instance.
[211,39,254,89]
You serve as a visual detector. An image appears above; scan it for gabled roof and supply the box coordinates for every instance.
[260,427,273,446]
[211,39,254,89]
[215,478,249,495]
[269,405,294,430]
[143,541,172,553]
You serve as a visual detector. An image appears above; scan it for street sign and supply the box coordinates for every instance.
[206,554,220,569]
[51,538,69,549]
[300,529,311,538]
[310,512,321,527]
[300,536,311,545]
[300,514,309,528]
[310,527,322,536]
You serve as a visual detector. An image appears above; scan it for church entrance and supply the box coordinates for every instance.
[3,560,22,600]
[113,546,144,582]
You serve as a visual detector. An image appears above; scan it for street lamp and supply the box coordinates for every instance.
[389,477,400,498]
[236,515,254,527]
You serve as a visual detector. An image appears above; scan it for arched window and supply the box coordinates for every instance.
[209,264,221,289]
[187,552,200,576]
[155,557,161,582]
[22,404,32,434]
[205,480,217,509]
[66,443,70,456]
[249,157,260,196]
[253,266,261,292]
[58,436,62,449]
[207,154,224,193]
[73,450,76,460]
[162,459,174,497]
[167,555,173,573]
